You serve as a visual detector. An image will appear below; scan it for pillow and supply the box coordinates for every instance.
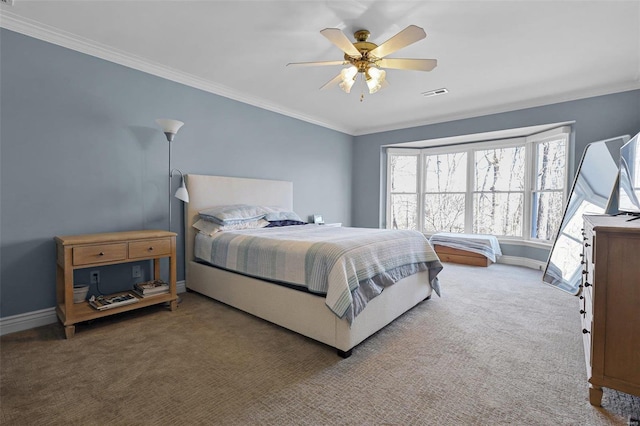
[263,210,303,222]
[193,218,269,236]
[199,204,266,225]
[265,220,307,227]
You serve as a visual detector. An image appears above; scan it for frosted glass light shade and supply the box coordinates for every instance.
[339,66,358,93]
[366,68,386,94]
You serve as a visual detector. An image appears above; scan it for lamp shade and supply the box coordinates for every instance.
[156,118,184,134]
[174,175,190,203]
[339,66,358,93]
[366,68,386,94]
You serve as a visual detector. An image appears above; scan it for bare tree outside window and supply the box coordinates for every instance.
[532,139,566,239]
[423,152,466,233]
[474,147,525,236]
[389,155,418,230]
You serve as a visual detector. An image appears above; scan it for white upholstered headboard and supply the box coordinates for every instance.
[184,174,293,264]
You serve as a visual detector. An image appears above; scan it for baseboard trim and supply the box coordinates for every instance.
[0,280,187,336]
[0,307,58,337]
[497,255,546,271]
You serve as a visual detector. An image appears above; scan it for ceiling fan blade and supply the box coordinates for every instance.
[319,73,343,90]
[320,28,362,58]
[287,60,347,67]
[369,25,427,59]
[377,58,437,71]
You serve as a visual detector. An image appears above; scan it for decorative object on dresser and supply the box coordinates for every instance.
[156,118,190,231]
[580,214,640,406]
[54,230,178,339]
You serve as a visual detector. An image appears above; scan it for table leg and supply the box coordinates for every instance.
[589,385,603,406]
[64,325,75,339]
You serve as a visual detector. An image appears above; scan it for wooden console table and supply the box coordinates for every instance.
[55,230,177,338]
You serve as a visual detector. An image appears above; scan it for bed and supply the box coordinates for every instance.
[184,174,443,357]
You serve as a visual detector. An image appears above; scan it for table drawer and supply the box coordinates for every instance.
[73,243,127,266]
[129,238,172,259]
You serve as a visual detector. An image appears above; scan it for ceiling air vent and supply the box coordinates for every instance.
[422,88,448,97]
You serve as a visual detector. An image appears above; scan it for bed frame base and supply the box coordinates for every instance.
[337,349,353,358]
[187,260,432,356]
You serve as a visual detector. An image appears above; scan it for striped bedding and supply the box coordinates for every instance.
[194,225,442,321]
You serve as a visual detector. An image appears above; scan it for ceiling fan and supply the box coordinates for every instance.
[287,25,437,99]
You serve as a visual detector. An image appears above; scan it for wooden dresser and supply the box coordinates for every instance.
[581,215,640,405]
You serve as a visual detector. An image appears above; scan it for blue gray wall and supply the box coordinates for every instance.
[2,27,639,319]
[0,29,353,317]
[352,90,640,261]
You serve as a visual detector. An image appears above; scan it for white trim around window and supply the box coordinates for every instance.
[386,125,572,243]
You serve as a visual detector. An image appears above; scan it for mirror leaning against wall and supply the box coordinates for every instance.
[543,135,629,295]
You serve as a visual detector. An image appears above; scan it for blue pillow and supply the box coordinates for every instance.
[266,220,307,227]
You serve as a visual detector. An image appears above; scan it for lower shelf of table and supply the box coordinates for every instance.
[57,291,177,325]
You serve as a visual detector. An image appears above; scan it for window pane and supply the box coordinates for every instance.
[473,192,523,236]
[424,152,467,192]
[390,194,417,230]
[389,155,417,193]
[423,193,465,233]
[531,191,564,240]
[536,139,566,190]
[475,147,525,191]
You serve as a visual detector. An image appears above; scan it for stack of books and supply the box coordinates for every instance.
[89,293,139,310]
[133,280,170,298]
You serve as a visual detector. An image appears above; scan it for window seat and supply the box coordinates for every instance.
[429,233,502,267]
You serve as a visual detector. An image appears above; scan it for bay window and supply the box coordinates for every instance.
[386,126,571,242]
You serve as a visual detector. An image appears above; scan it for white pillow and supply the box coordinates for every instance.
[199,204,266,225]
[193,218,269,236]
[261,206,303,222]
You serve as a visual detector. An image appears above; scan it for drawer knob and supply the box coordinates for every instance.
[585,243,591,247]
[149,247,154,251]
[580,309,586,315]
[582,329,590,334]
[580,295,584,300]
[582,270,588,275]
[99,252,105,256]
[584,282,592,287]
[579,253,584,257]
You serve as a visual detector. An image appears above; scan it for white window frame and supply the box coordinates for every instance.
[386,126,571,242]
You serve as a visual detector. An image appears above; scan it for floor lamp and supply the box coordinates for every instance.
[156,118,189,232]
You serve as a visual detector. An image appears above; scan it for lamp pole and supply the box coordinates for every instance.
[155,118,184,232]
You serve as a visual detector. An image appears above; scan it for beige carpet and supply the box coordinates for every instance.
[2,263,639,425]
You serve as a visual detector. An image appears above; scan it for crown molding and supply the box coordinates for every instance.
[354,81,640,136]
[0,11,353,135]
[2,11,638,138]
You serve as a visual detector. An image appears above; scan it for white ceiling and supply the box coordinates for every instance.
[1,1,639,136]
